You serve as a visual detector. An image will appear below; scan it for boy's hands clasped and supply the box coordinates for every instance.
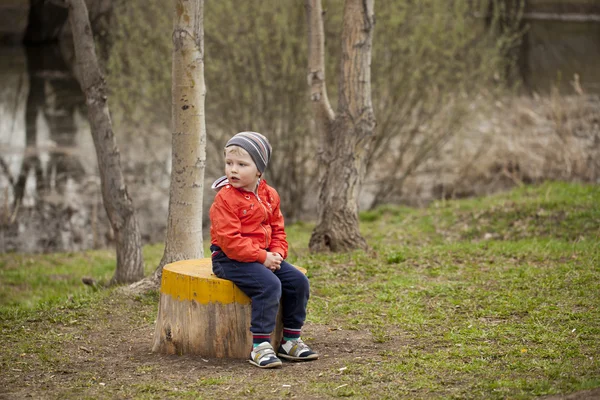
[264,252,283,271]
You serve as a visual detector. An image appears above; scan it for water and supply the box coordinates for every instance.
[0,43,170,253]
[523,19,600,94]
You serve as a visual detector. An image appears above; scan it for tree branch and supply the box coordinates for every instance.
[305,0,334,124]
[0,157,15,187]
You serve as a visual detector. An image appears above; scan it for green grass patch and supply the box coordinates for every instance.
[1,181,598,399]
[0,244,164,310]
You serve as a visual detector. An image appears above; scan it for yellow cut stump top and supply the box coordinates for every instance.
[152,258,306,359]
[160,258,251,305]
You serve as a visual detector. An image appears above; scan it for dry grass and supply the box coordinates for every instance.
[397,91,600,205]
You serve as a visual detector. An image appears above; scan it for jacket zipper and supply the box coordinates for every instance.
[254,192,270,249]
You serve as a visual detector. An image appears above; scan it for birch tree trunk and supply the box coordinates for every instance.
[67,0,144,283]
[155,0,207,278]
[306,0,376,252]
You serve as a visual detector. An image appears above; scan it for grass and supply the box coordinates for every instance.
[0,245,163,309]
[1,181,598,399]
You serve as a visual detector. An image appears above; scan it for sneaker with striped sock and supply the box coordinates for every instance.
[249,342,282,368]
[278,338,319,361]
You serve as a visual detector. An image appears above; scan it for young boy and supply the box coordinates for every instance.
[209,131,318,369]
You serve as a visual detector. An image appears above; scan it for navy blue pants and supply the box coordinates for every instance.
[210,246,310,334]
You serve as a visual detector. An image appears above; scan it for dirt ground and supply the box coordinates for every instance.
[1,293,599,399]
[0,293,391,399]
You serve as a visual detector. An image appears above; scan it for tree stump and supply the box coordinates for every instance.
[152,258,306,359]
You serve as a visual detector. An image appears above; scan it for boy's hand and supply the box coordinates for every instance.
[264,252,283,271]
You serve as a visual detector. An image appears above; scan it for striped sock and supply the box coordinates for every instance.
[281,327,301,344]
[253,333,271,348]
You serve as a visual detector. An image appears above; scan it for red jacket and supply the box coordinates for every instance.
[210,179,288,264]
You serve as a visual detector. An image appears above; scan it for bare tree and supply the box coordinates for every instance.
[122,0,206,294]
[66,0,144,284]
[154,0,207,278]
[306,0,376,252]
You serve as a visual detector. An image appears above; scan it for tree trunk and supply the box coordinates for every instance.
[306,0,376,252]
[155,0,207,278]
[67,0,144,284]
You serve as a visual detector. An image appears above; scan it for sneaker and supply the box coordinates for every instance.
[278,338,319,361]
[248,342,282,368]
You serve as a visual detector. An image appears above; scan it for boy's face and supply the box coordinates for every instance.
[225,147,261,192]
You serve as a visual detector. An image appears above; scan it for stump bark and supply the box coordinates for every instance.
[152,258,306,358]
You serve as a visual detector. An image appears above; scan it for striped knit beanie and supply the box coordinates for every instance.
[225,131,272,174]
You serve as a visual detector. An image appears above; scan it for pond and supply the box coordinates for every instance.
[523,18,600,93]
[0,43,171,253]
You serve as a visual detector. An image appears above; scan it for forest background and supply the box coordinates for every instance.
[0,0,599,252]
[107,0,599,222]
